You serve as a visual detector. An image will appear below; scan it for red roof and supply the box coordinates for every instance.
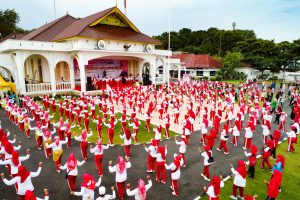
[22,14,77,41]
[0,33,26,43]
[171,54,223,69]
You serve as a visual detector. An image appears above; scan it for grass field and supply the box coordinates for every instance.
[219,140,300,200]
[48,101,177,144]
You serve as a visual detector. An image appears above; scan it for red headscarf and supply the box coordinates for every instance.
[96,139,103,152]
[236,160,247,179]
[67,153,77,171]
[18,165,30,183]
[125,128,131,140]
[3,141,14,154]
[138,179,146,200]
[173,154,182,168]
[117,156,126,174]
[54,136,60,146]
[150,139,157,147]
[24,190,37,200]
[82,130,87,141]
[250,145,258,156]
[81,174,96,190]
[209,176,221,196]
[11,151,19,166]
[157,146,166,160]
[203,145,211,157]
[36,121,42,129]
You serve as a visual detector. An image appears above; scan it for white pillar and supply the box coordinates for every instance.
[178,65,181,81]
[150,60,156,85]
[138,59,143,82]
[70,66,75,89]
[78,55,86,94]
[15,52,26,94]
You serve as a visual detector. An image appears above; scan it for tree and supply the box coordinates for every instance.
[222,51,244,79]
[0,9,21,38]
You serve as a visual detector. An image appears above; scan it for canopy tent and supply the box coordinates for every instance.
[0,76,16,94]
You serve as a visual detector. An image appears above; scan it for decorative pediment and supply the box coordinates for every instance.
[89,7,140,33]
[100,13,128,27]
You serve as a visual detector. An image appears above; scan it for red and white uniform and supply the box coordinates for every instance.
[90,140,109,176]
[109,157,131,200]
[165,154,183,196]
[75,130,93,160]
[74,174,101,200]
[126,178,152,200]
[60,153,85,192]
[119,128,132,158]
[144,140,157,172]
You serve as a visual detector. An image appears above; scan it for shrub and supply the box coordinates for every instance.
[210,77,217,81]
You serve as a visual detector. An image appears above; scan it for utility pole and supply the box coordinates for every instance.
[53,0,57,19]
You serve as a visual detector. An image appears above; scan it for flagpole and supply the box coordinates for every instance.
[167,0,171,89]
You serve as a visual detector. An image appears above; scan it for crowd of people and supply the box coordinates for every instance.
[0,79,299,199]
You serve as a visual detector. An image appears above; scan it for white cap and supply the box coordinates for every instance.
[99,186,106,195]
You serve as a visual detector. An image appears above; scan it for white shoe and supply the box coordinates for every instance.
[224,152,229,155]
[230,195,237,200]
[216,148,221,151]
[172,192,178,196]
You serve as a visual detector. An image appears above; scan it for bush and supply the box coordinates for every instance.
[216,76,223,81]
[202,76,209,80]
[210,77,217,81]
[257,74,269,80]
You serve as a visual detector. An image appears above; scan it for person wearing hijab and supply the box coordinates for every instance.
[75,129,93,160]
[272,154,285,173]
[244,145,258,178]
[230,160,247,200]
[90,139,109,177]
[199,145,213,181]
[165,154,183,196]
[42,128,55,159]
[286,125,297,152]
[119,128,133,158]
[93,116,103,139]
[151,145,167,184]
[108,156,131,200]
[261,141,273,170]
[144,139,158,173]
[175,136,187,167]
[264,170,283,200]
[45,136,68,172]
[1,163,42,199]
[96,186,116,200]
[29,121,48,150]
[103,117,118,145]
[126,176,152,200]
[0,149,30,178]
[24,189,49,200]
[72,174,102,200]
[204,175,224,200]
[60,153,85,193]
[217,125,229,155]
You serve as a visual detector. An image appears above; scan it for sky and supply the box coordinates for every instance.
[2,0,300,42]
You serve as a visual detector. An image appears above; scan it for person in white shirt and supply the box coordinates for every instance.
[75,129,93,160]
[286,126,297,152]
[45,136,68,172]
[72,174,102,200]
[60,153,85,193]
[126,176,152,200]
[165,154,183,196]
[90,139,109,177]
[151,145,167,184]
[261,124,270,144]
[230,160,247,200]
[119,128,133,158]
[24,189,49,200]
[199,145,212,181]
[175,136,187,167]
[96,186,116,200]
[143,140,157,173]
[244,126,253,149]
[0,149,30,177]
[1,162,42,199]
[109,156,131,200]
[204,175,224,200]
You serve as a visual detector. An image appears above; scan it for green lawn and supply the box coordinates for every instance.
[219,140,300,200]
[48,101,177,144]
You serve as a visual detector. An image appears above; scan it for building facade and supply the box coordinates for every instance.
[0,6,181,95]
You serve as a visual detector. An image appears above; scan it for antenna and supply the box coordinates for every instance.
[53,0,57,19]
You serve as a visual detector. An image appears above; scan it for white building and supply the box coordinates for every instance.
[0,6,181,95]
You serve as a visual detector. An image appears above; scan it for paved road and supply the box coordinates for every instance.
[0,104,292,200]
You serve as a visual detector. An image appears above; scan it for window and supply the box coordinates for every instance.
[210,71,216,76]
[197,71,203,76]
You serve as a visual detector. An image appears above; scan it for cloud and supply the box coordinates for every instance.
[2,0,299,42]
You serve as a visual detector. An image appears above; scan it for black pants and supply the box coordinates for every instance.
[275,114,280,124]
[248,166,255,178]
[271,147,276,159]
[266,196,275,200]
